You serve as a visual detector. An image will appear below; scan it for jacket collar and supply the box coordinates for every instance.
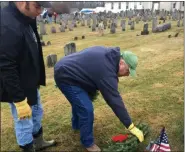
[8,2,35,24]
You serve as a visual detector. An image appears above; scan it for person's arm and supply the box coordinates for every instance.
[0,26,31,119]
[0,26,25,102]
[98,76,132,128]
[98,76,144,142]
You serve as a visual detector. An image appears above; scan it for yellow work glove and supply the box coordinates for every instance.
[14,99,32,120]
[128,123,144,142]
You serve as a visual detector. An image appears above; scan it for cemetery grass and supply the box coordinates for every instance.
[1,20,184,151]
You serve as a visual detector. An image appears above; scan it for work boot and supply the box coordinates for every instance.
[86,144,101,152]
[20,142,35,152]
[33,133,56,151]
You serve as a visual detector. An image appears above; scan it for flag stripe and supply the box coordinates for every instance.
[160,146,171,151]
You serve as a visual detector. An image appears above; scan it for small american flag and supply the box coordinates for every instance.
[150,127,171,152]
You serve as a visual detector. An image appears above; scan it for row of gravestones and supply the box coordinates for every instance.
[46,42,77,68]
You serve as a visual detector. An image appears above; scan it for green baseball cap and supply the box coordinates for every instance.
[120,51,138,77]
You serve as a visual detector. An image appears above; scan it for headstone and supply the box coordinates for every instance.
[135,16,140,24]
[69,23,74,31]
[81,19,85,26]
[152,17,157,32]
[110,23,116,34]
[121,20,126,31]
[40,21,47,35]
[128,18,132,25]
[47,41,51,45]
[182,18,184,26]
[154,23,171,33]
[177,20,180,27]
[130,21,135,30]
[51,26,57,33]
[87,18,91,26]
[141,23,149,35]
[64,42,76,56]
[46,54,57,68]
[98,22,104,36]
[59,24,65,32]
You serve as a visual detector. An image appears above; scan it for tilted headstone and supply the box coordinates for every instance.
[110,22,116,34]
[154,23,171,33]
[130,21,135,30]
[141,23,149,35]
[51,26,56,33]
[46,54,57,68]
[64,42,76,56]
[40,21,47,35]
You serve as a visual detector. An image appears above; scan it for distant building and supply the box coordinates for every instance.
[104,2,184,12]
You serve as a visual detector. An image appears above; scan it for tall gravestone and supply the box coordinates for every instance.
[110,23,116,34]
[177,20,180,27]
[121,20,126,31]
[152,17,157,32]
[130,21,135,30]
[64,42,76,56]
[59,24,65,32]
[40,21,47,35]
[128,18,132,25]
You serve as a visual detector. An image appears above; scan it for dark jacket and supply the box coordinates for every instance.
[0,2,46,105]
[54,46,132,128]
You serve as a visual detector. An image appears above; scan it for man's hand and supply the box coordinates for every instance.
[128,123,144,142]
[14,99,32,120]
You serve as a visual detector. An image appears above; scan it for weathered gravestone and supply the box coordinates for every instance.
[98,22,104,36]
[121,20,126,31]
[128,18,132,25]
[59,24,65,32]
[154,23,171,32]
[69,23,74,31]
[40,21,47,35]
[46,54,57,68]
[141,23,149,35]
[152,17,158,32]
[177,20,180,27]
[64,42,76,56]
[87,18,91,26]
[130,21,135,30]
[110,23,116,34]
[51,26,56,33]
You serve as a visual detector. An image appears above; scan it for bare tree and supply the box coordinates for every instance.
[51,2,70,14]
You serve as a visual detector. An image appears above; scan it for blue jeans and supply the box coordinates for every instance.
[56,83,94,148]
[9,90,43,146]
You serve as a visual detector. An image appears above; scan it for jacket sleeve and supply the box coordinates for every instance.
[0,26,25,103]
[97,76,132,128]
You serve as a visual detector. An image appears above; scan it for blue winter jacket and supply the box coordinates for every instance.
[54,46,132,128]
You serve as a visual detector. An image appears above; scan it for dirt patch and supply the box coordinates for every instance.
[152,83,165,88]
[174,71,184,77]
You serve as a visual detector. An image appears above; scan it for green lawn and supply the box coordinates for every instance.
[1,18,184,151]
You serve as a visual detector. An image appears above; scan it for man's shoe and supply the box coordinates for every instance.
[20,142,35,152]
[33,133,56,151]
[86,144,101,152]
